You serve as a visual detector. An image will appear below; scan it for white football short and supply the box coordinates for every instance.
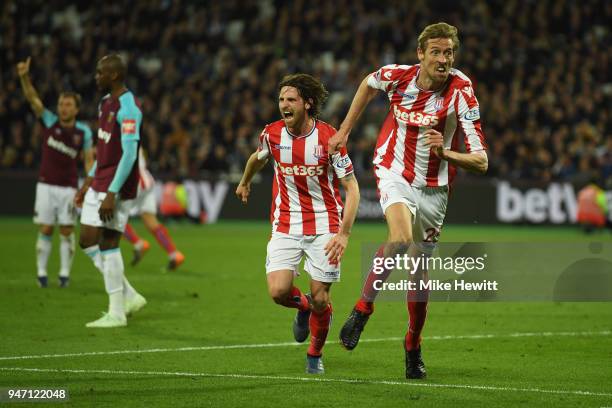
[33,182,77,226]
[375,166,448,254]
[130,186,157,216]
[80,188,134,232]
[266,232,340,283]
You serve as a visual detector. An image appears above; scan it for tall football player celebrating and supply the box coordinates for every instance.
[236,74,360,374]
[74,54,146,328]
[329,22,488,379]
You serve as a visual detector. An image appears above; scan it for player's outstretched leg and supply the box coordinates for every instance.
[306,281,332,374]
[124,223,150,266]
[142,213,184,270]
[36,228,53,288]
[58,227,75,287]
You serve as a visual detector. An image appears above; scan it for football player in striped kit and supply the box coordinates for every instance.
[236,74,360,374]
[329,22,489,379]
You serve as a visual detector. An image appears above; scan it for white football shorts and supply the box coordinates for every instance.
[375,166,448,254]
[33,182,77,226]
[130,186,157,216]
[80,188,134,232]
[266,232,340,283]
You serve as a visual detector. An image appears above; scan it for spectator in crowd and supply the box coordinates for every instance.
[1,0,610,185]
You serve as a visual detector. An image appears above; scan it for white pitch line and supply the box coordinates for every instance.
[1,367,611,398]
[0,330,609,362]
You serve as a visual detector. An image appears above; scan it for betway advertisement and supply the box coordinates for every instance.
[1,172,609,225]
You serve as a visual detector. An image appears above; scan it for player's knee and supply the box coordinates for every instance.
[39,225,54,236]
[386,238,412,256]
[310,293,329,312]
[268,286,291,304]
[388,230,413,247]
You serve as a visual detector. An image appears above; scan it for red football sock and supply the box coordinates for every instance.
[405,279,429,351]
[124,224,140,244]
[307,303,332,357]
[355,245,392,315]
[153,225,176,254]
[278,286,310,312]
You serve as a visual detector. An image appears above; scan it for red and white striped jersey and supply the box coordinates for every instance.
[368,64,487,187]
[257,119,354,235]
[137,148,155,191]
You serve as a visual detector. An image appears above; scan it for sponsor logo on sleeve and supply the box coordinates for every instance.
[383,70,393,80]
[463,107,480,121]
[336,156,351,169]
[122,119,136,134]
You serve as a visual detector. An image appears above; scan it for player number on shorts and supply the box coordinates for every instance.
[424,228,440,243]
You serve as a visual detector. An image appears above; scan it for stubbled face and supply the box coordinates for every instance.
[417,38,455,84]
[57,96,78,122]
[278,86,310,130]
[95,59,113,92]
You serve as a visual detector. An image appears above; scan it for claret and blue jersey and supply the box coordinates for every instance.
[39,109,92,188]
[91,90,142,200]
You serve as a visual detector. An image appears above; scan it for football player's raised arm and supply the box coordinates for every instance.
[329,75,379,153]
[108,95,141,195]
[338,75,379,135]
[16,57,45,118]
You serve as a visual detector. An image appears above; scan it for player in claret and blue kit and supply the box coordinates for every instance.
[74,54,146,328]
[17,57,94,288]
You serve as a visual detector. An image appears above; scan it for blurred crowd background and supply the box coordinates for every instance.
[1,0,610,186]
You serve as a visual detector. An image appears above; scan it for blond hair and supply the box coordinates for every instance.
[417,22,460,52]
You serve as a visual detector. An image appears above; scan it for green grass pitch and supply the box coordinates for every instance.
[0,218,611,407]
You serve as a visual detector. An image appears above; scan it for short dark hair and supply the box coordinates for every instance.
[418,22,460,52]
[101,54,127,82]
[278,73,329,118]
[59,92,82,108]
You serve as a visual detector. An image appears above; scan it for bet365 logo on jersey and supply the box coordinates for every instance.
[279,163,324,176]
[393,104,439,127]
